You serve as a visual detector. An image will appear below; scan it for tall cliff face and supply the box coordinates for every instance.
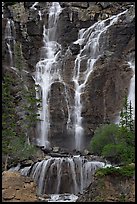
[2,2,135,151]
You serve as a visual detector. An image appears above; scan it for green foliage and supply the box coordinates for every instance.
[2,73,17,155]
[89,124,134,164]
[102,142,135,164]
[2,72,40,165]
[4,2,17,6]
[89,124,119,155]
[14,42,42,130]
[22,86,42,129]
[9,137,37,161]
[117,125,135,146]
[119,96,134,132]
[119,194,126,202]
[14,41,24,71]
[96,165,135,178]
[89,97,135,165]
[3,135,37,167]
[101,143,122,163]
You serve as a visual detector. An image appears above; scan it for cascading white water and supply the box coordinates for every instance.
[2,2,4,18]
[127,60,135,119]
[34,3,128,151]
[34,2,62,148]
[30,2,39,10]
[6,5,133,202]
[113,58,135,125]
[4,19,15,68]
[30,2,42,20]
[18,156,105,195]
[72,9,128,151]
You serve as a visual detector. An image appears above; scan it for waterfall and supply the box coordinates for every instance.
[34,2,62,148]
[34,2,129,150]
[6,4,133,201]
[30,2,42,20]
[127,60,135,119]
[18,156,105,195]
[4,19,15,68]
[72,9,128,151]
[2,2,4,18]
[114,58,135,125]
[30,2,39,10]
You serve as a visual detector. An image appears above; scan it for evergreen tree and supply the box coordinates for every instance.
[119,97,134,132]
[129,100,134,132]
[89,96,135,164]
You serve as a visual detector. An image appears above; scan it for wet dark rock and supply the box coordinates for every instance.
[24,2,36,9]
[20,160,34,168]
[69,43,80,55]
[52,146,60,153]
[48,153,69,158]
[40,146,52,154]
[98,2,112,9]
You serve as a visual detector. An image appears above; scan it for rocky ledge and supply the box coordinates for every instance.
[2,166,135,202]
[76,172,135,202]
[2,171,38,202]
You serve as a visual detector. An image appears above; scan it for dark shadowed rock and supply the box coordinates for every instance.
[98,2,112,9]
[69,43,80,55]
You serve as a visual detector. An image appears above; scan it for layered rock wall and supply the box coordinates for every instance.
[2,2,135,150]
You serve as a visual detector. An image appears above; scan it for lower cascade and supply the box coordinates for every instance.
[9,155,108,200]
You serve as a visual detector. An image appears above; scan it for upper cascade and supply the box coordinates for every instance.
[34,2,63,148]
[2,2,135,152]
[72,9,128,151]
[34,2,132,151]
[4,19,15,68]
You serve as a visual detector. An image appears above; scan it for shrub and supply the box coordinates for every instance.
[101,143,122,163]
[9,136,37,160]
[89,123,119,155]
[2,71,39,169]
[96,165,135,178]
[2,134,38,170]
[117,126,135,146]
[102,143,134,164]
[89,123,135,164]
